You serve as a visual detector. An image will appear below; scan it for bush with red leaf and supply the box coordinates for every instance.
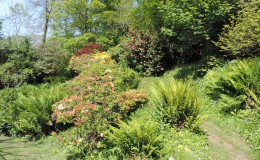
[75,43,102,57]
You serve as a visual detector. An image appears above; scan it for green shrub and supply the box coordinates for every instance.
[0,37,36,88]
[64,33,114,53]
[106,118,163,159]
[0,84,68,138]
[79,63,140,92]
[107,44,128,65]
[205,58,260,113]
[34,40,70,79]
[148,78,202,129]
[217,0,260,58]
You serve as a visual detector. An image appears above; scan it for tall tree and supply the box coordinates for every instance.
[0,19,3,39]
[27,0,55,45]
[51,0,106,37]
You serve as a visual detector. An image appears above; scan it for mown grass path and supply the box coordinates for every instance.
[201,120,260,160]
[0,136,65,160]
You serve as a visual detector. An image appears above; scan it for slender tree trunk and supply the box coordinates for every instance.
[42,0,49,45]
[42,15,49,45]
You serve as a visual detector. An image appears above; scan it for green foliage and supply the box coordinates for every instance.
[217,0,260,58]
[79,63,140,92]
[132,0,162,32]
[105,106,208,160]
[131,0,234,64]
[160,128,208,159]
[159,0,233,60]
[52,0,106,37]
[106,118,163,159]
[63,33,114,52]
[0,37,36,88]
[234,110,260,150]
[0,84,68,138]
[0,20,3,39]
[206,58,260,113]
[197,56,225,77]
[124,30,165,76]
[148,78,202,129]
[34,39,70,79]
[107,44,127,64]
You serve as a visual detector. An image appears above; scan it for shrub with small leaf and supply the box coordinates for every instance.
[216,0,260,58]
[79,63,140,92]
[116,89,148,118]
[69,51,114,73]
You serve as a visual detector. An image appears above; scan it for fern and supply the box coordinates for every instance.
[0,84,68,137]
[107,118,162,159]
[206,58,260,112]
[147,78,202,129]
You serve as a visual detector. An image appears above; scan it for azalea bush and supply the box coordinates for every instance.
[69,51,114,73]
[79,63,140,92]
[75,43,102,57]
[51,63,147,158]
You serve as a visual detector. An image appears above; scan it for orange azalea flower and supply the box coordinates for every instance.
[74,121,80,126]
[51,131,57,136]
[48,121,53,126]
[104,107,109,111]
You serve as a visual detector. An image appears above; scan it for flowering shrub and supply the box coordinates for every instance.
[80,63,140,92]
[51,66,147,158]
[116,90,148,118]
[69,54,92,72]
[69,52,114,73]
[124,30,164,76]
[92,52,115,64]
[75,43,102,57]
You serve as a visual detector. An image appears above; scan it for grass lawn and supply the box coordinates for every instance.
[0,135,66,160]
